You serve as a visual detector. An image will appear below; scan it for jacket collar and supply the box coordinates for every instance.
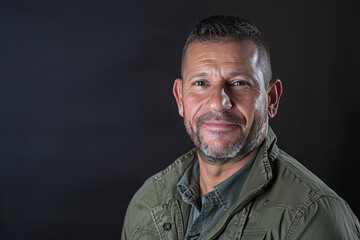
[152,148,197,201]
[153,127,279,203]
[236,127,279,204]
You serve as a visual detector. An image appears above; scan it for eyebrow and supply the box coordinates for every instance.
[227,71,255,81]
[187,72,209,81]
[186,71,257,84]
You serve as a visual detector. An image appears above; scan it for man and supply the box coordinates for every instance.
[121,15,360,239]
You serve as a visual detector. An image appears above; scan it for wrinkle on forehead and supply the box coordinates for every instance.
[183,41,262,83]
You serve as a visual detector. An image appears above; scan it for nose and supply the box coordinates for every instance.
[206,87,232,112]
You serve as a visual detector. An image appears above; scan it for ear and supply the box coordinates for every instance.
[267,78,282,118]
[173,78,184,117]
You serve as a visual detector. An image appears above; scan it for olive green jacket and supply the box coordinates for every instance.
[121,129,360,239]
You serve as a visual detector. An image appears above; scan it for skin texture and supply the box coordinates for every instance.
[173,41,282,194]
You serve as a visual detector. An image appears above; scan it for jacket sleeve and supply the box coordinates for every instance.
[121,202,131,240]
[121,197,140,240]
[288,196,360,239]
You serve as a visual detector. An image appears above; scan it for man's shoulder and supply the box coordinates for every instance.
[248,143,346,219]
[266,146,355,222]
[129,148,197,207]
[268,148,360,238]
[275,148,337,198]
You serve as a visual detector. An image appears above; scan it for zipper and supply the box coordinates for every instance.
[208,184,268,240]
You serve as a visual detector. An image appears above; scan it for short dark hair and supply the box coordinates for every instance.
[181,15,272,85]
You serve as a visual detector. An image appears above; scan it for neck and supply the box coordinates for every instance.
[198,147,258,195]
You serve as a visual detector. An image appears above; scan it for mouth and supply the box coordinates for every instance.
[195,111,246,133]
[202,121,240,130]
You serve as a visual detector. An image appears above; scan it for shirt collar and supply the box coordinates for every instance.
[177,158,200,204]
[213,150,258,210]
[177,149,259,209]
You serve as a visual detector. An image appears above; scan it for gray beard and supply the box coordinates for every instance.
[185,111,267,165]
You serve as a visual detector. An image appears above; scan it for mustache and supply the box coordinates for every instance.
[196,111,246,126]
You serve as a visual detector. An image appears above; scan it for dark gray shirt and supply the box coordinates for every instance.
[177,152,257,240]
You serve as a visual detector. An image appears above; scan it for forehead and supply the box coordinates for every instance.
[183,41,260,79]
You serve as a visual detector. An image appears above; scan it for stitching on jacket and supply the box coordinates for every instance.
[276,150,337,199]
[153,149,196,181]
[284,193,320,239]
[150,207,165,240]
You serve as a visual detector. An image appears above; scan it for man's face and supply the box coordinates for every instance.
[173,41,273,165]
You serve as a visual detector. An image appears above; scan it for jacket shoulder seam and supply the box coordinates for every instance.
[284,193,320,239]
[285,194,347,239]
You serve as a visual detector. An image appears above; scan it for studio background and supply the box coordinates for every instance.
[1,0,359,239]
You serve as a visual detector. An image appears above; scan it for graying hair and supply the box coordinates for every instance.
[181,15,272,85]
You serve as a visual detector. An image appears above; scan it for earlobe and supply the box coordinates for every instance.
[173,78,184,117]
[267,78,283,118]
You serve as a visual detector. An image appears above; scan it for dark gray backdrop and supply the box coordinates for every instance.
[1,0,359,239]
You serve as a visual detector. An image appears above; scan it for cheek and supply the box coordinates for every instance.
[254,91,268,113]
[232,93,256,116]
[183,90,209,120]
[233,88,266,109]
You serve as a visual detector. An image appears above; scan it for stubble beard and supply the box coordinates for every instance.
[185,110,268,165]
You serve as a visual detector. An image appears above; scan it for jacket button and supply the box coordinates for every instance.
[242,208,247,215]
[163,223,172,231]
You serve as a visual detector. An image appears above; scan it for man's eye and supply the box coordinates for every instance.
[232,81,247,86]
[193,81,206,86]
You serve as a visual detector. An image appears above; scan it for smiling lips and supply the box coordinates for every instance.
[202,120,240,130]
[195,111,246,131]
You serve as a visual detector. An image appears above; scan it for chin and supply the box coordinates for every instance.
[199,140,243,159]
